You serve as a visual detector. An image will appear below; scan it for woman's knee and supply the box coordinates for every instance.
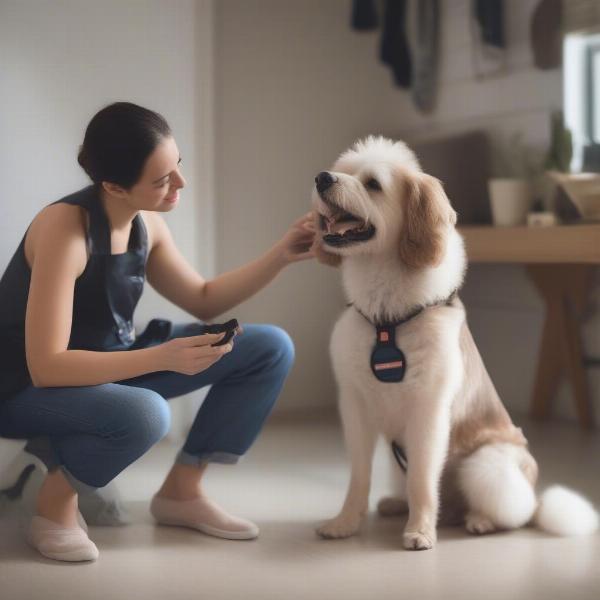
[252,324,295,370]
[104,385,171,447]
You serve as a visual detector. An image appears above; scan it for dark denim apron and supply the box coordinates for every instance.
[0,185,173,401]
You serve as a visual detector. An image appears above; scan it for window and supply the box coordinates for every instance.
[564,29,600,172]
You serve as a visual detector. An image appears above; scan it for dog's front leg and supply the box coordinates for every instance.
[317,383,377,539]
[403,401,451,551]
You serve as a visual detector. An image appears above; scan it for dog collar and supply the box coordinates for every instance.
[347,289,458,383]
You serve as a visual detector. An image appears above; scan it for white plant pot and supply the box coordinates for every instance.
[488,178,533,226]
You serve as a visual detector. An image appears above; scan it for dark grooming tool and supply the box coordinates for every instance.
[204,318,240,346]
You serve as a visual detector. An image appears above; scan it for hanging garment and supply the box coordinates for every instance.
[380,0,413,88]
[530,0,562,70]
[351,0,379,30]
[471,0,506,78]
[411,0,440,113]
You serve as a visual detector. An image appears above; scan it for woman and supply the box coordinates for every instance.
[0,102,316,562]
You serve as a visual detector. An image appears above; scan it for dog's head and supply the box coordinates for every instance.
[311,136,457,270]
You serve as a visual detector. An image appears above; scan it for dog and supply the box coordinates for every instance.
[311,136,599,550]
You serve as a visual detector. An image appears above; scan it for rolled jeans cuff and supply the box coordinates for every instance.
[23,436,101,494]
[58,464,101,494]
[175,449,241,466]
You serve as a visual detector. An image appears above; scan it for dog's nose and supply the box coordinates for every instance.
[315,171,338,194]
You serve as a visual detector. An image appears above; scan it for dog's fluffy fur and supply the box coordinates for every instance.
[312,136,599,550]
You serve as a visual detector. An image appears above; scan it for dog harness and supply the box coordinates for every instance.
[347,288,458,384]
[348,289,459,472]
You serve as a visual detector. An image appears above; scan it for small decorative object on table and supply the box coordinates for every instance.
[545,171,600,223]
[527,198,558,227]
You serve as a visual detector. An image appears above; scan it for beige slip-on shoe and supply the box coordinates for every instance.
[26,515,99,562]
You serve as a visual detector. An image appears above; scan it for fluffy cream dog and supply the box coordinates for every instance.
[311,136,598,550]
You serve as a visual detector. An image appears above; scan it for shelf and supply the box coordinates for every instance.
[457,224,600,264]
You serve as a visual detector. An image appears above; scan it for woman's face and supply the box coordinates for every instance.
[127,135,186,212]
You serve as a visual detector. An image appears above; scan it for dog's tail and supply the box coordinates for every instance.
[532,485,599,536]
[458,443,599,536]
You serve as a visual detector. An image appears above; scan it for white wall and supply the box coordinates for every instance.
[214,0,410,415]
[0,0,216,440]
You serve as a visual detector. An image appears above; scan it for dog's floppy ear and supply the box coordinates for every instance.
[398,171,457,270]
[310,210,342,267]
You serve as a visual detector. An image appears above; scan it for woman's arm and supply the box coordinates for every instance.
[33,347,164,388]
[198,243,288,321]
[146,211,316,321]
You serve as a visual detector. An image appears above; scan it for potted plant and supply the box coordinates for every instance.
[543,111,600,222]
[488,132,539,226]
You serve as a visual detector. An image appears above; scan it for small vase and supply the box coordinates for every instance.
[488,178,533,226]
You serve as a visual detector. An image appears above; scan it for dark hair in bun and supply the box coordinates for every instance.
[77,102,172,190]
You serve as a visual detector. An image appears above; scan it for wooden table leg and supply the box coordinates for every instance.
[525,264,595,429]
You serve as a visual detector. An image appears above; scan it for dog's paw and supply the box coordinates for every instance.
[377,496,409,517]
[403,528,436,551]
[316,514,362,539]
[465,512,497,535]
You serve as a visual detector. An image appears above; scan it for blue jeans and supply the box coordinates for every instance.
[0,322,294,494]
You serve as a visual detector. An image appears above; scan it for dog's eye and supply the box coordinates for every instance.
[365,178,382,192]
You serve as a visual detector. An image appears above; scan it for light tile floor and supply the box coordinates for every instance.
[0,412,598,600]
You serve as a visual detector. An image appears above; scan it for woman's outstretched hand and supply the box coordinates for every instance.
[275,211,317,265]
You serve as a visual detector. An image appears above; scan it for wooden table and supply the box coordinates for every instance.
[457,224,600,429]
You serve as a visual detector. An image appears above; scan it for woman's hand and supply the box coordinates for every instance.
[274,211,317,266]
[155,332,233,375]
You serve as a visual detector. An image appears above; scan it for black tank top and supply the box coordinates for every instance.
[0,184,171,401]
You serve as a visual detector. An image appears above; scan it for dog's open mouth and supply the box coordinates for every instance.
[319,208,376,247]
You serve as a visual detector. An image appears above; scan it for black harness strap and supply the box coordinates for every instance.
[347,288,459,329]
[347,289,459,384]
[391,441,408,472]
